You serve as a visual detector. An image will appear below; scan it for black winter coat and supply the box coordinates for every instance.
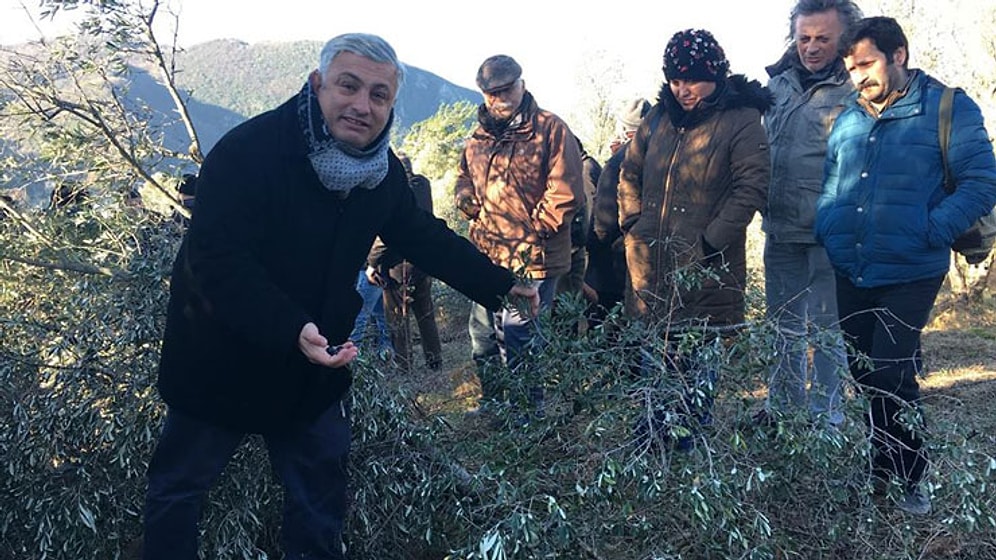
[586,145,627,298]
[157,97,514,433]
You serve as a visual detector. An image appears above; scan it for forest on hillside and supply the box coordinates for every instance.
[173,39,481,132]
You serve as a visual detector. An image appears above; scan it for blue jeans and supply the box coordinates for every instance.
[493,277,559,407]
[493,277,559,370]
[468,301,499,365]
[349,270,391,353]
[468,301,502,400]
[764,241,846,425]
[143,404,351,559]
[836,274,942,487]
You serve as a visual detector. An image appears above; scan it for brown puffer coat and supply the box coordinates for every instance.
[619,76,771,328]
[455,92,583,279]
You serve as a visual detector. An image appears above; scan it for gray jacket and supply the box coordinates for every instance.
[763,53,852,243]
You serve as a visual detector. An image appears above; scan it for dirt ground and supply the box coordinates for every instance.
[920,292,996,457]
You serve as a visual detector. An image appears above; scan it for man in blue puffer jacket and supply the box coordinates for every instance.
[816,16,996,516]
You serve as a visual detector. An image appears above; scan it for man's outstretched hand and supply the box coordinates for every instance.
[507,283,540,317]
[298,322,358,367]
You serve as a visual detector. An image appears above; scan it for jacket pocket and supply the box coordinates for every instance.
[691,240,723,292]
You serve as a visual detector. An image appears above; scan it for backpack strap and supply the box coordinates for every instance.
[938,87,956,194]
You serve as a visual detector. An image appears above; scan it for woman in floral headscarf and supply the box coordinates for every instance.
[619,28,772,450]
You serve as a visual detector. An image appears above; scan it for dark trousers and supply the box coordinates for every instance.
[586,290,623,327]
[143,404,351,559]
[836,274,943,488]
[383,274,442,372]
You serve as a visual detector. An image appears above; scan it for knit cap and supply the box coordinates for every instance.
[616,98,652,134]
[663,29,729,83]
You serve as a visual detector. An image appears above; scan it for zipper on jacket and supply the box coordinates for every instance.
[655,127,685,294]
[489,137,542,241]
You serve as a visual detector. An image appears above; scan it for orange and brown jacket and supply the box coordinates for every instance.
[455,93,582,279]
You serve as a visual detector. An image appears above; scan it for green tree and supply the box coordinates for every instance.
[397,99,477,234]
[0,1,208,556]
[0,0,200,217]
[398,99,477,182]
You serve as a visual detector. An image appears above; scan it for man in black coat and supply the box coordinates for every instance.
[143,33,538,560]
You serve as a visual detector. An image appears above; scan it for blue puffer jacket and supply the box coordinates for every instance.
[815,71,996,288]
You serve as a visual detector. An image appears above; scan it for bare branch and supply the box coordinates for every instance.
[140,0,204,164]
[14,0,51,45]
[0,250,128,279]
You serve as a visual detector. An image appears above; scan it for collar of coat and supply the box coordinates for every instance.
[476,91,538,140]
[657,74,774,128]
[766,48,848,91]
[856,69,919,119]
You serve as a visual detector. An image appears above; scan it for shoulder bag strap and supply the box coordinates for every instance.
[938,86,955,194]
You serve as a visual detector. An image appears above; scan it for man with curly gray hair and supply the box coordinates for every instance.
[759,0,863,430]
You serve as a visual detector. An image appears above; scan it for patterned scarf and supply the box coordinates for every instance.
[297,81,392,193]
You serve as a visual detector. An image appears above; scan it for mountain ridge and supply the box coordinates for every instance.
[175,39,481,149]
[0,38,481,206]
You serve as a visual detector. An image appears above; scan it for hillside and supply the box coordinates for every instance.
[0,38,482,205]
[175,39,481,142]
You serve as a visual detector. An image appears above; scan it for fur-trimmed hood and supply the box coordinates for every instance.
[657,74,774,128]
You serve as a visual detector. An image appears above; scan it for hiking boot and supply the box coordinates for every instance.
[896,485,931,515]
